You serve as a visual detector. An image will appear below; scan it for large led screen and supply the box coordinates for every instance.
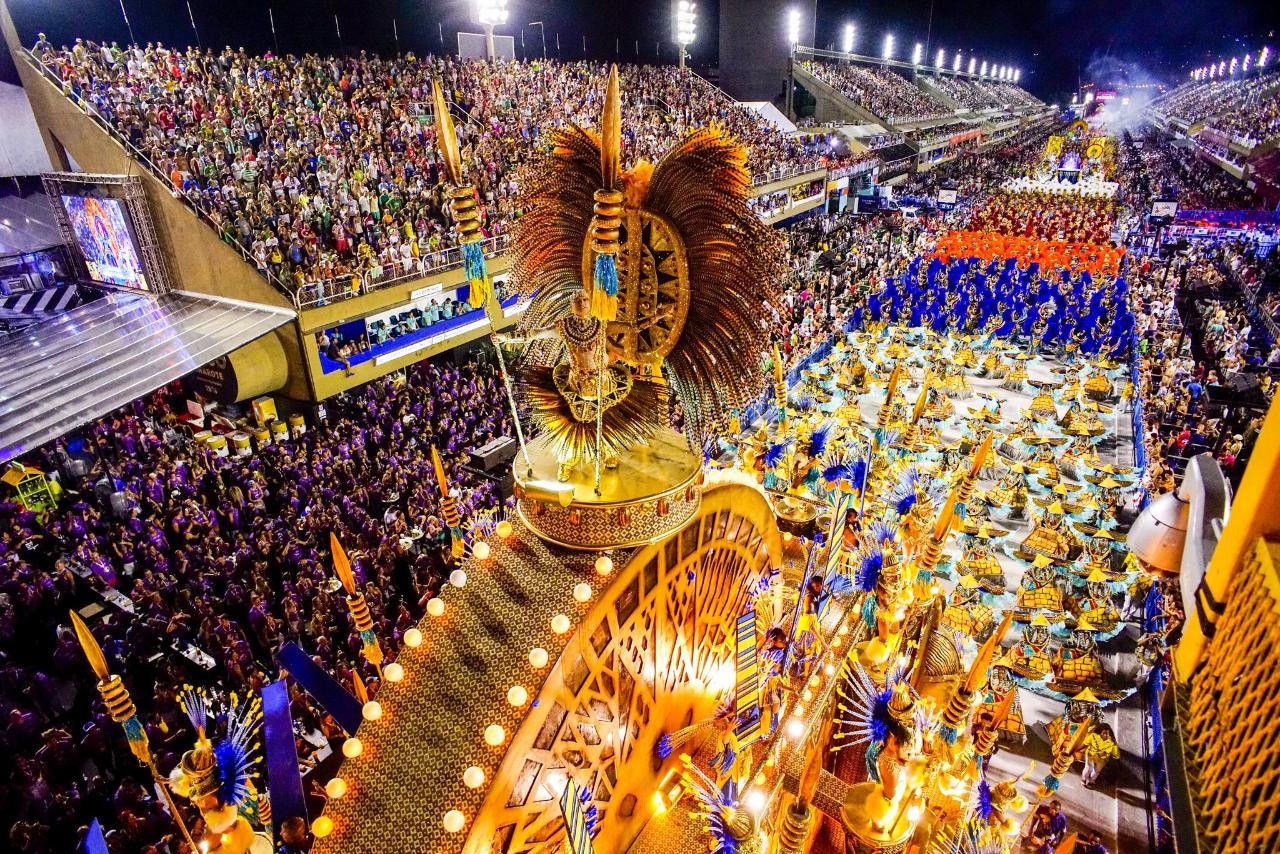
[60,195,149,290]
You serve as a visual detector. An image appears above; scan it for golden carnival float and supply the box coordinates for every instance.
[65,68,1155,854]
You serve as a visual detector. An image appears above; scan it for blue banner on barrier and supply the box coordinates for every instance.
[277,641,364,736]
[262,679,308,839]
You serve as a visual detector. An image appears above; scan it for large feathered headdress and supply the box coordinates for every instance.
[512,67,785,443]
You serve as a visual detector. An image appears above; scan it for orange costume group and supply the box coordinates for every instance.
[931,231,1125,277]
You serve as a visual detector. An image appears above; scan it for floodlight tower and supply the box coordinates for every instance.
[474,0,509,61]
[913,42,923,66]
[842,23,855,55]
[953,51,962,73]
[936,47,946,70]
[674,1,697,70]
[883,32,894,62]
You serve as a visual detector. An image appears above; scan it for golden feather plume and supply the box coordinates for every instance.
[511,123,601,328]
[643,124,786,441]
[330,533,356,595]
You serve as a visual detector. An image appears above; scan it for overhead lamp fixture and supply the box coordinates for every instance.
[882,32,894,61]
[842,23,855,53]
[912,42,923,65]
[474,0,508,27]
[674,1,697,46]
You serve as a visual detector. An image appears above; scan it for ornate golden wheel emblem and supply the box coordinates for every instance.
[584,208,690,367]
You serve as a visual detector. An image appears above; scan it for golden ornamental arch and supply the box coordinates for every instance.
[464,482,783,852]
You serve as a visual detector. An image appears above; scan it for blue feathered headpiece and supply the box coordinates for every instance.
[808,422,833,458]
[863,519,899,549]
[854,547,885,594]
[181,688,262,812]
[764,441,788,470]
[889,466,925,517]
[820,448,867,491]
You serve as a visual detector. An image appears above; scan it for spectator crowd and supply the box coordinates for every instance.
[2,358,512,851]
[35,38,825,300]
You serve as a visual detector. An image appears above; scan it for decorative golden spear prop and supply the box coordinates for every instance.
[331,533,385,680]
[432,445,467,561]
[915,433,993,582]
[899,371,932,448]
[69,612,199,851]
[1039,718,1093,797]
[974,685,1017,757]
[588,64,624,323]
[956,431,994,507]
[874,364,903,438]
[938,611,1012,745]
[589,65,625,495]
[773,343,789,428]
[432,80,491,310]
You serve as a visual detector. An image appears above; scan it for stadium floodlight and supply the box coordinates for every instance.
[1243,53,1252,71]
[1014,68,1021,83]
[968,56,976,75]
[1229,57,1238,75]
[674,1,696,69]
[913,42,923,65]
[1209,64,1216,79]
[1261,46,1271,68]
[953,51,962,72]
[936,48,946,69]
[1218,60,1226,75]
[842,23,855,54]
[787,8,800,48]
[883,32,894,61]
[980,60,988,77]
[475,0,508,26]
[474,0,508,61]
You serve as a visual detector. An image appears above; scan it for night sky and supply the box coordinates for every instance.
[4,0,1278,101]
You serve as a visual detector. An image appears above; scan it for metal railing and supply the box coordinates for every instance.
[294,233,511,309]
[751,163,825,186]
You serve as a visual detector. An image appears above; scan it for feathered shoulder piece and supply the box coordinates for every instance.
[646,126,786,441]
[510,123,601,322]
